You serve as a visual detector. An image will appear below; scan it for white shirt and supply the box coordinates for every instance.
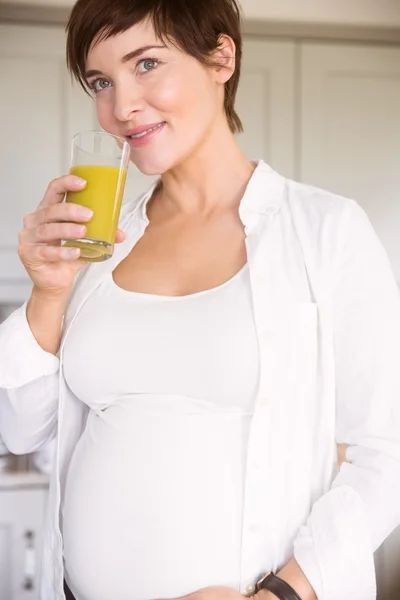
[61,265,258,599]
[1,160,400,600]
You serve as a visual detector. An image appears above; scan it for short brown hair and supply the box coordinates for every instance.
[66,0,243,133]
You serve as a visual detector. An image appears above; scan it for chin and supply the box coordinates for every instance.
[129,129,205,176]
[132,158,166,176]
[130,150,185,177]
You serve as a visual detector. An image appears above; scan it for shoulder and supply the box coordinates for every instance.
[284,176,359,225]
[261,164,374,272]
[278,173,370,252]
[254,160,362,229]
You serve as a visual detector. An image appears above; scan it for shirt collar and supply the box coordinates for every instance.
[129,159,285,225]
[239,160,285,216]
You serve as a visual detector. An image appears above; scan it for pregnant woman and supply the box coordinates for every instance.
[1,0,400,599]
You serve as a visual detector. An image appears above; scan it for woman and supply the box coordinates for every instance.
[1,0,400,599]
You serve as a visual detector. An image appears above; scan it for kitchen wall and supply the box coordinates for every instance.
[1,6,400,600]
[2,0,400,29]
[244,0,400,27]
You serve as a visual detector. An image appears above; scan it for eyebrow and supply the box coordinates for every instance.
[85,44,167,79]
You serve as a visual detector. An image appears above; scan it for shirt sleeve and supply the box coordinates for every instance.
[0,302,59,388]
[0,303,60,454]
[294,200,400,600]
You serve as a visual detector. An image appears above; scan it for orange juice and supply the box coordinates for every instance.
[64,165,127,261]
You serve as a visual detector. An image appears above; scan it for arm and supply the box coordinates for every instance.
[253,442,351,600]
[0,302,60,454]
[289,200,400,599]
[0,173,131,456]
[26,285,69,354]
[254,560,317,600]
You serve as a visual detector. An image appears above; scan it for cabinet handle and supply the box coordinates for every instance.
[22,530,36,591]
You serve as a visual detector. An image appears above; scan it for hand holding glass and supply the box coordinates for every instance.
[64,130,130,262]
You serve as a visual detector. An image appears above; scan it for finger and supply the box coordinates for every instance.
[19,243,81,264]
[115,228,126,244]
[20,223,87,245]
[337,443,350,468]
[37,174,87,210]
[23,202,93,230]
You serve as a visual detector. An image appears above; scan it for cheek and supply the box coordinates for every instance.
[95,96,116,130]
[96,104,106,128]
[149,74,187,116]
[151,69,216,122]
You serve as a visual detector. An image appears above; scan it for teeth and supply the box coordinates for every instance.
[130,123,163,139]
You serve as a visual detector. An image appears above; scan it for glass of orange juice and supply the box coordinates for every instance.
[63,130,130,262]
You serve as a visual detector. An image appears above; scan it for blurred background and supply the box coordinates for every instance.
[0,0,400,598]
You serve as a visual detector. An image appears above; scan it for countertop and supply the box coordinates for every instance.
[0,471,50,491]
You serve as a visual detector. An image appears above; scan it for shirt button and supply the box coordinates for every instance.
[254,274,266,285]
[258,396,269,406]
[262,329,272,340]
[246,584,256,595]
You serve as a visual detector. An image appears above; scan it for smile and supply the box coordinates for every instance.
[129,123,165,139]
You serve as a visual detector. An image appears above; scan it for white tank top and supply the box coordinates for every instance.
[62,264,259,600]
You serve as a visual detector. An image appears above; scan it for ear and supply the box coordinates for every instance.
[211,34,236,84]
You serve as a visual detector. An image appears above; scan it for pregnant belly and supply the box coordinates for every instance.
[62,396,251,600]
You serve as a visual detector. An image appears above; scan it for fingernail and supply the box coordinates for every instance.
[80,208,94,219]
[73,177,86,187]
[63,247,80,259]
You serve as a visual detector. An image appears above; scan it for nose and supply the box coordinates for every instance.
[113,81,144,122]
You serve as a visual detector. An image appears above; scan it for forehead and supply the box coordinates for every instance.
[86,19,166,69]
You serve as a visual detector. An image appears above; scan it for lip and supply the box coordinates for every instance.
[124,122,166,148]
[125,122,165,137]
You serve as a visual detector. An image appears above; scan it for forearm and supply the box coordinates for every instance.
[255,559,317,600]
[254,444,350,600]
[27,287,69,355]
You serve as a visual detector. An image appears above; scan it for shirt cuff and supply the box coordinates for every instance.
[0,302,59,389]
[293,525,323,599]
[293,485,376,600]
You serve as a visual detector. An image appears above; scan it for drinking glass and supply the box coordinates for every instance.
[63,130,130,262]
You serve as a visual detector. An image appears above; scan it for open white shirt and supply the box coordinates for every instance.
[1,161,400,600]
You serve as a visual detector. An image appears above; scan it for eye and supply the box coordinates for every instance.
[88,78,112,94]
[137,58,159,74]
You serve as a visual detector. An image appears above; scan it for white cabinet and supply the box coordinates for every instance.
[0,24,95,303]
[236,39,296,178]
[300,42,400,284]
[0,474,49,600]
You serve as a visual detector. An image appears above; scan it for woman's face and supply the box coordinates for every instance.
[85,20,227,175]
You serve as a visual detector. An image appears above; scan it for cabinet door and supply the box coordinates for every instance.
[0,487,48,600]
[301,42,400,599]
[0,24,95,304]
[300,42,400,284]
[236,39,296,179]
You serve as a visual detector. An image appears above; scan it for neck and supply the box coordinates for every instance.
[154,117,255,217]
